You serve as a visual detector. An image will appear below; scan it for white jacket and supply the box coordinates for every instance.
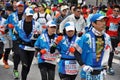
[59,14,86,34]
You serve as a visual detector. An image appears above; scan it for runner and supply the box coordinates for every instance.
[50,21,80,80]
[34,20,59,80]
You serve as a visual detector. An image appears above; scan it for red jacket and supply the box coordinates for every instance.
[106,15,120,37]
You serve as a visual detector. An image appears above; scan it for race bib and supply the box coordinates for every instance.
[109,23,118,31]
[65,60,79,75]
[41,50,60,64]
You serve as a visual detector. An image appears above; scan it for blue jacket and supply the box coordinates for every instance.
[34,31,57,63]
[17,19,41,51]
[5,12,19,40]
[56,35,80,75]
[75,29,112,78]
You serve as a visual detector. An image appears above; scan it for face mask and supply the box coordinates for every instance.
[74,16,80,20]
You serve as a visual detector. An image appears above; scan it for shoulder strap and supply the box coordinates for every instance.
[45,13,48,22]
[36,13,40,21]
[36,13,48,22]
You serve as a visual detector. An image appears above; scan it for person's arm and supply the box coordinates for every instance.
[59,15,70,33]
[50,36,63,53]
[69,47,93,72]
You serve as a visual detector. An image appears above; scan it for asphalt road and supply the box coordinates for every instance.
[0,55,120,80]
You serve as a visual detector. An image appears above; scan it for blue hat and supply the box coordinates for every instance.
[46,20,57,27]
[64,22,75,31]
[90,13,106,22]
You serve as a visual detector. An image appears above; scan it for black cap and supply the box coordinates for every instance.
[5,4,13,11]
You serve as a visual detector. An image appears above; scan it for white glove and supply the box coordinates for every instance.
[83,65,93,73]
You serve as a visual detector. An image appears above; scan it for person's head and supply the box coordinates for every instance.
[73,6,81,19]
[64,22,76,37]
[24,7,34,22]
[112,5,120,17]
[92,6,98,14]
[16,1,24,13]
[60,5,68,16]
[46,20,57,35]
[0,5,3,15]
[11,0,17,11]
[90,13,107,32]
[101,5,107,12]
[38,3,46,12]
[5,3,14,15]
[70,5,75,14]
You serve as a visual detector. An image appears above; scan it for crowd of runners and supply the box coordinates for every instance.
[0,0,120,80]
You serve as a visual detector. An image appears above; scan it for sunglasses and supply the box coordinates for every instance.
[49,26,57,28]
[76,11,81,13]
[113,10,119,12]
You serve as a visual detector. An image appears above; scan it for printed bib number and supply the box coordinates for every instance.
[41,51,59,61]
[109,23,118,31]
[65,60,79,75]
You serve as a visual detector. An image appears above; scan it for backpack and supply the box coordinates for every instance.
[36,13,48,22]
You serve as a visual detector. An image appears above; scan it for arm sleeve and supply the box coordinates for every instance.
[59,16,69,33]
[74,49,84,66]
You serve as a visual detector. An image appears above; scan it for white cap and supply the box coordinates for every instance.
[96,16,106,20]
[24,7,34,16]
[60,5,68,11]
[16,1,24,7]
[46,20,57,27]
[64,22,75,31]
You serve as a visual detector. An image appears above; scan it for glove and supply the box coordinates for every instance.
[40,49,47,54]
[50,45,56,53]
[83,65,93,73]
[69,47,75,53]
[8,24,14,29]
[58,33,63,36]
[55,36,63,44]
[33,34,40,38]
[78,32,83,37]
[42,25,47,29]
[5,29,9,33]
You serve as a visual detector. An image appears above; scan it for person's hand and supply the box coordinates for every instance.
[115,42,120,54]
[4,29,9,33]
[83,65,93,73]
[0,30,5,35]
[42,25,47,29]
[78,32,83,37]
[40,49,47,54]
[33,34,40,38]
[55,36,63,44]
[8,24,14,29]
[0,26,5,34]
[50,46,56,53]
[69,47,75,53]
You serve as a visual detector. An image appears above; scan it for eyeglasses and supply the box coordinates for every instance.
[113,10,119,12]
